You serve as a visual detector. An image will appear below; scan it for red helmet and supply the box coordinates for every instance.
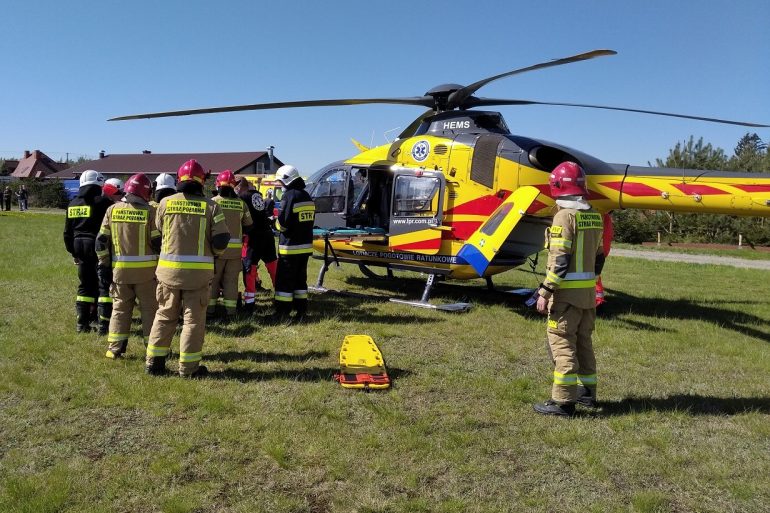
[124,173,153,201]
[549,161,588,198]
[216,170,236,188]
[178,159,206,184]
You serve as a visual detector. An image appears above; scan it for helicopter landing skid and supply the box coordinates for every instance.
[388,298,472,312]
[389,273,472,313]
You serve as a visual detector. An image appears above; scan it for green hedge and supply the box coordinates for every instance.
[15,179,69,208]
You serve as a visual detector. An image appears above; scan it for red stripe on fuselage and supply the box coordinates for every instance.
[600,181,661,196]
[672,184,729,195]
[732,184,770,193]
[446,193,509,216]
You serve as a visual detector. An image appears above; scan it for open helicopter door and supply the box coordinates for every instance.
[387,168,446,255]
[456,186,542,276]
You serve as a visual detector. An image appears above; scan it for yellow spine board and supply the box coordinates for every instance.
[338,335,390,389]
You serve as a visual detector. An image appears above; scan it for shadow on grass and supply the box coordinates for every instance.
[600,288,770,343]
[340,273,533,310]
[596,394,770,416]
[207,366,412,384]
[207,349,329,363]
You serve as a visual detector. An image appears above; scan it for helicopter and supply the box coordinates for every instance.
[111,50,770,311]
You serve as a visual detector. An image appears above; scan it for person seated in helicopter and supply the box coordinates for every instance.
[348,170,371,227]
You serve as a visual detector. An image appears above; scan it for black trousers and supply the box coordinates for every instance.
[274,254,310,314]
[73,238,99,303]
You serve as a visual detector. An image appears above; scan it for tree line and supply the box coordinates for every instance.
[612,133,770,246]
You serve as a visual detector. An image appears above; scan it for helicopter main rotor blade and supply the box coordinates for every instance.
[447,49,617,110]
[109,97,434,121]
[465,98,770,127]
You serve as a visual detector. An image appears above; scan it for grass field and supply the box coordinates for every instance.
[1,211,769,513]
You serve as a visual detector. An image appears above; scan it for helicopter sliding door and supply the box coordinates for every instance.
[388,169,445,255]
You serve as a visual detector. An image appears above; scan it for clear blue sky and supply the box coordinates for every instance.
[3,0,768,173]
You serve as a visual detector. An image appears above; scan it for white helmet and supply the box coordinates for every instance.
[105,178,124,192]
[79,170,105,187]
[275,165,300,186]
[154,173,176,191]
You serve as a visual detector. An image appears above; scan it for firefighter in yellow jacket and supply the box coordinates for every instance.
[146,160,230,377]
[95,173,160,358]
[534,161,605,417]
[208,170,252,321]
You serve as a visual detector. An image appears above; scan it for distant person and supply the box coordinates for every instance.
[273,165,315,320]
[63,170,113,333]
[16,185,28,211]
[208,170,252,321]
[236,176,278,313]
[533,161,605,417]
[145,159,229,377]
[95,173,160,358]
[3,186,11,211]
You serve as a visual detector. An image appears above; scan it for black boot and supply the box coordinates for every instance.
[105,339,128,359]
[294,301,307,323]
[97,302,111,335]
[576,386,598,408]
[181,365,209,379]
[533,399,575,417]
[76,302,92,333]
[145,357,167,376]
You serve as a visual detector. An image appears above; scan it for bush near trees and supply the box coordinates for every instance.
[612,133,770,246]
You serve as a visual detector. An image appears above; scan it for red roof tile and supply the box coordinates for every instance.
[11,151,68,178]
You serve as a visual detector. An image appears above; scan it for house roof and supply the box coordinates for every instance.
[49,151,284,179]
[11,151,68,178]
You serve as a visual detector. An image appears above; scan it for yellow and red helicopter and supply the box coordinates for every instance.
[111,50,770,311]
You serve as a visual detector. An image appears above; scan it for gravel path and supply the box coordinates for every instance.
[611,248,770,270]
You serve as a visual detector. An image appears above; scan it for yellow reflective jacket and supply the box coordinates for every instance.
[155,192,230,289]
[96,197,160,284]
[212,194,253,259]
[539,207,605,309]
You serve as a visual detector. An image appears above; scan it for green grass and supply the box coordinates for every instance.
[1,211,769,512]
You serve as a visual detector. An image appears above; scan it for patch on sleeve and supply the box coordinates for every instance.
[550,225,563,235]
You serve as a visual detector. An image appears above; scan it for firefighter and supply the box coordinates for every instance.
[235,176,277,313]
[103,178,124,203]
[208,170,252,321]
[63,170,113,333]
[95,173,161,358]
[273,165,315,320]
[533,161,605,416]
[145,159,229,377]
[151,173,177,207]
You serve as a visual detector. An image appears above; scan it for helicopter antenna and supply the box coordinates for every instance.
[383,127,402,144]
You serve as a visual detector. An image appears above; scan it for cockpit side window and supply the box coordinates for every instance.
[311,168,348,213]
[392,176,440,217]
